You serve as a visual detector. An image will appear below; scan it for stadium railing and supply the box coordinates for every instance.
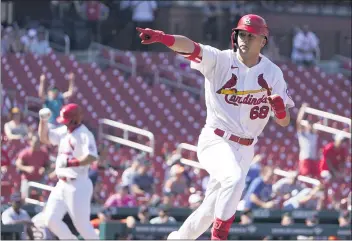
[300,106,351,139]
[98,118,155,156]
[176,143,321,186]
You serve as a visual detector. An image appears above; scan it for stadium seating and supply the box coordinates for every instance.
[1,51,351,207]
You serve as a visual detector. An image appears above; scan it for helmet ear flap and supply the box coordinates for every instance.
[231,30,238,52]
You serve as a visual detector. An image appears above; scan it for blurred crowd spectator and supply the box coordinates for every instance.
[296,103,319,178]
[15,135,50,198]
[38,72,75,128]
[319,132,348,179]
[1,24,51,56]
[291,25,320,67]
[1,193,34,240]
[4,107,30,140]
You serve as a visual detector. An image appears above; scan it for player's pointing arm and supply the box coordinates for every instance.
[136,27,203,62]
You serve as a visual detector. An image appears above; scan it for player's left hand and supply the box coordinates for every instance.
[268,94,286,119]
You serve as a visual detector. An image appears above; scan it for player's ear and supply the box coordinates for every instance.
[261,37,267,48]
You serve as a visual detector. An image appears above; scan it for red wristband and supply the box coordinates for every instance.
[67,158,80,167]
[275,110,287,119]
[161,34,175,47]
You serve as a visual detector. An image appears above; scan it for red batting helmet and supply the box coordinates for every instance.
[231,14,269,51]
[56,103,83,125]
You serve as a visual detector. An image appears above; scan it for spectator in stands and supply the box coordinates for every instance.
[338,210,351,228]
[104,185,137,208]
[243,166,276,209]
[121,159,140,187]
[1,26,11,54]
[2,26,26,54]
[319,132,349,179]
[15,135,50,198]
[123,206,153,240]
[137,205,151,224]
[1,193,34,240]
[296,103,319,177]
[291,25,320,67]
[29,28,51,56]
[297,214,320,240]
[202,1,222,46]
[156,192,175,209]
[38,72,75,128]
[131,1,158,51]
[338,210,352,240]
[91,179,106,205]
[164,164,188,195]
[272,171,302,202]
[74,1,109,42]
[239,209,253,225]
[283,183,325,210]
[150,205,176,224]
[4,107,29,140]
[131,161,155,196]
[21,28,38,53]
[245,154,263,191]
[277,212,296,240]
[281,212,294,226]
[89,144,118,187]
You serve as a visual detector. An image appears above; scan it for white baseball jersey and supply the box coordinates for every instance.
[191,44,295,141]
[1,206,31,240]
[48,124,98,179]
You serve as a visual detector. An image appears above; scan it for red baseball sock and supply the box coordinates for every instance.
[211,215,235,240]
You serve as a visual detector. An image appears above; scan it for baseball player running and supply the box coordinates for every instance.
[38,103,99,240]
[137,14,294,240]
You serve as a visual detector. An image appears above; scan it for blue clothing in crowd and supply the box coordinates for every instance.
[243,176,272,209]
[44,93,64,124]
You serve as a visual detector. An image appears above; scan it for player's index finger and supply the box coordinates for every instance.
[136,27,145,33]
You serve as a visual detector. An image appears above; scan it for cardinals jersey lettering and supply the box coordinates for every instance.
[191,44,294,141]
[48,124,98,178]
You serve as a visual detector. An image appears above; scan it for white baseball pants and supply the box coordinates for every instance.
[43,176,99,240]
[178,127,255,239]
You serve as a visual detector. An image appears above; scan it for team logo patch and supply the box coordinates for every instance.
[216,73,272,107]
[244,17,251,25]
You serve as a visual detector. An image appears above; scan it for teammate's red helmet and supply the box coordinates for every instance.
[231,14,269,51]
[56,103,83,125]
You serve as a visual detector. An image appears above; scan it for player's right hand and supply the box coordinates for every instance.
[39,108,51,121]
[136,27,165,44]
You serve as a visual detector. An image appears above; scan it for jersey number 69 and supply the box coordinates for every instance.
[250,106,270,120]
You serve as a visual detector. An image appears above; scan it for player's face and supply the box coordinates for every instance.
[237,30,266,55]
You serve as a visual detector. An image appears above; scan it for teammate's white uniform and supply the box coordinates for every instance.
[43,124,99,240]
[32,211,56,240]
[174,45,295,239]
